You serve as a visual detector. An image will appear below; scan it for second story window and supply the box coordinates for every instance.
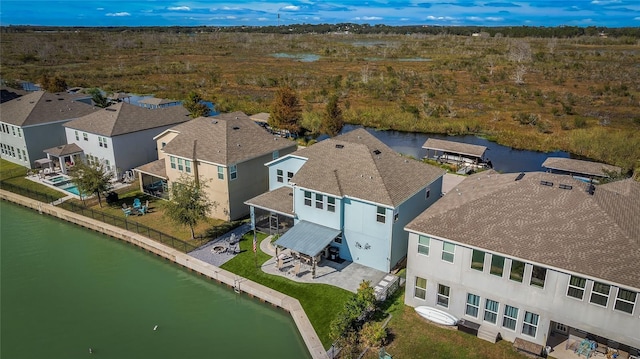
[83,133,88,141]
[442,241,455,263]
[376,206,386,223]
[229,164,237,180]
[590,282,610,307]
[530,265,547,288]
[471,250,485,271]
[304,191,312,206]
[185,160,191,173]
[272,150,279,160]
[277,169,284,183]
[315,194,323,209]
[510,260,525,283]
[170,156,176,169]
[217,166,224,180]
[75,131,79,141]
[567,276,587,300]
[287,171,294,182]
[177,158,184,171]
[418,235,430,255]
[614,288,637,314]
[490,255,505,277]
[327,197,336,212]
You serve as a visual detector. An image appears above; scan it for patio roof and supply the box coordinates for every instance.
[542,157,621,178]
[422,138,487,158]
[134,159,167,179]
[275,221,341,257]
[244,186,294,217]
[44,143,84,157]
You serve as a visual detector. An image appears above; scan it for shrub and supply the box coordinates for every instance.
[360,321,388,349]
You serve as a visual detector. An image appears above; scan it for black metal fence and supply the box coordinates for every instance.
[0,181,61,203]
[57,200,198,253]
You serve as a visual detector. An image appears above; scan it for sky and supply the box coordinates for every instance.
[0,1,638,28]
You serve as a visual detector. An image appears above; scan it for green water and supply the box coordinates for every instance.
[0,200,310,359]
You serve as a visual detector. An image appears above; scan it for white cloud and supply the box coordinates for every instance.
[257,17,268,21]
[168,6,190,11]
[106,12,130,17]
[486,17,503,21]
[363,16,382,20]
[226,16,237,19]
[282,5,300,11]
[634,17,640,20]
[96,7,104,11]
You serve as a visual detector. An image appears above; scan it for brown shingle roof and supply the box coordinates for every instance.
[160,112,297,165]
[292,128,445,207]
[542,157,622,177]
[138,98,179,106]
[406,171,640,289]
[0,91,98,126]
[44,143,84,156]
[422,138,487,158]
[134,159,167,179]
[63,102,191,137]
[245,186,294,216]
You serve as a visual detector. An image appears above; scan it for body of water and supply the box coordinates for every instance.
[0,200,309,359]
[340,124,570,173]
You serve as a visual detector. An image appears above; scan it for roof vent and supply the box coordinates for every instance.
[211,120,218,124]
[515,173,525,181]
[105,108,116,112]
[373,149,381,155]
[540,180,554,187]
[58,98,64,101]
[559,184,573,190]
[45,99,52,102]
[587,184,596,195]
[232,126,240,130]
[335,144,344,149]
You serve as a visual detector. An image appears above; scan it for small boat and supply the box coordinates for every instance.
[415,306,458,326]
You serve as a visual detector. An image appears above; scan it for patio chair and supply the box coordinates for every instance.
[133,198,142,209]
[137,206,147,215]
[122,207,132,217]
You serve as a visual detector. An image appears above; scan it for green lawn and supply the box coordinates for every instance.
[221,232,353,348]
[0,159,67,200]
[363,289,530,359]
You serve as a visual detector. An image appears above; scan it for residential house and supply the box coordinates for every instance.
[136,111,297,221]
[63,102,191,179]
[246,128,445,273]
[0,91,97,169]
[404,170,640,353]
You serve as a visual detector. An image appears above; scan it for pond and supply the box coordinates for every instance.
[271,53,321,62]
[339,124,571,173]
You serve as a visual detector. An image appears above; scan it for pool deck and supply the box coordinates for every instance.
[1,190,329,359]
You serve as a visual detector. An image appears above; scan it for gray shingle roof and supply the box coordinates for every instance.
[63,102,191,137]
[542,157,622,177]
[245,186,294,216]
[422,138,487,158]
[0,91,98,126]
[160,112,297,165]
[134,159,167,179]
[138,98,179,106]
[274,220,341,257]
[406,171,640,289]
[291,128,445,207]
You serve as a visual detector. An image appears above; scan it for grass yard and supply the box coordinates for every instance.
[0,159,67,200]
[220,231,353,348]
[363,289,529,359]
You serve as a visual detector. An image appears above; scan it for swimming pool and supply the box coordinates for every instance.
[56,182,80,196]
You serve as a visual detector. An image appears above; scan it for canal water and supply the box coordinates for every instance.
[340,124,571,173]
[0,201,310,359]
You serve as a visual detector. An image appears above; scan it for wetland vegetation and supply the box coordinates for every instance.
[1,27,638,174]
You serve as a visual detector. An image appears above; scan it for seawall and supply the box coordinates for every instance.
[0,190,328,359]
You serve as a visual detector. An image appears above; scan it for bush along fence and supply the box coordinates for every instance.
[1,180,198,253]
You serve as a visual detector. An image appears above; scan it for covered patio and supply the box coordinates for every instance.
[246,186,295,235]
[134,159,169,199]
[41,143,85,175]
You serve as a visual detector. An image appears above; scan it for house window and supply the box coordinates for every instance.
[522,312,539,337]
[170,156,176,169]
[100,137,108,148]
[272,150,279,160]
[490,255,505,277]
[530,266,547,288]
[304,191,312,206]
[229,164,237,180]
[83,133,88,141]
[437,284,450,308]
[315,194,323,209]
[376,206,386,223]
[11,126,16,136]
[161,142,166,149]
[75,131,79,141]
[567,276,587,300]
[442,242,455,263]
[425,187,431,199]
[277,169,284,183]
[217,166,224,180]
[334,235,342,244]
[466,293,480,317]
[177,158,184,171]
[590,282,610,307]
[17,128,21,137]
[418,235,430,256]
[503,305,519,331]
[471,250,485,271]
[614,288,637,314]
[414,277,427,300]
[327,197,336,212]
[105,160,111,171]
[18,150,22,160]
[510,260,525,282]
[393,209,399,223]
[185,160,191,173]
[484,299,499,324]
[22,149,27,162]
[287,171,294,182]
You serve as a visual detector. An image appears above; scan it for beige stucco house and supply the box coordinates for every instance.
[135,111,297,221]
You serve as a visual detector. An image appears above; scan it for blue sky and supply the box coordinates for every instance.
[1,1,638,27]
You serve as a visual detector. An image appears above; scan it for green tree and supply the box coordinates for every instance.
[321,94,344,136]
[87,88,109,108]
[163,174,214,239]
[183,91,210,118]
[39,74,67,92]
[269,86,302,135]
[68,161,112,207]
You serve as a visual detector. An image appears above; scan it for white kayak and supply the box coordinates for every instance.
[415,306,459,326]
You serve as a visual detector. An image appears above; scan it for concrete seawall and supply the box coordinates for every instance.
[1,190,329,359]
